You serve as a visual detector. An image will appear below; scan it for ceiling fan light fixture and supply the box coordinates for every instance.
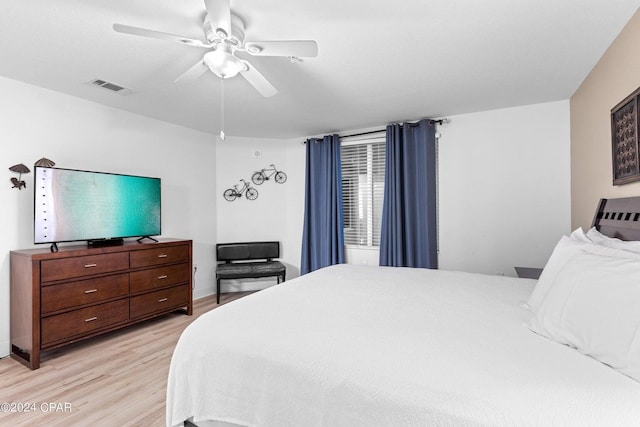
[204,46,245,78]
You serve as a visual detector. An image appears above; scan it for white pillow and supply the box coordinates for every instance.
[526,251,640,382]
[586,227,640,253]
[569,227,592,243]
[527,235,640,312]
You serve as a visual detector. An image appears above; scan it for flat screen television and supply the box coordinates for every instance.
[34,166,161,248]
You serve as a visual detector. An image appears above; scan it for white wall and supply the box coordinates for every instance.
[0,76,218,357]
[438,100,571,276]
[215,136,305,291]
[344,246,380,266]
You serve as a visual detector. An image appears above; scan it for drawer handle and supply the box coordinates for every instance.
[158,298,168,303]
[84,289,98,294]
[84,263,97,268]
[157,275,168,280]
[85,316,98,322]
[157,254,168,258]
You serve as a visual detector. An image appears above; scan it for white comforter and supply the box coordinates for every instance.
[167,265,640,427]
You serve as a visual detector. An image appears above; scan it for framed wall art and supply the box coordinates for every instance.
[611,86,640,185]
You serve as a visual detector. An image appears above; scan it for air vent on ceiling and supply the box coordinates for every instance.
[86,79,135,96]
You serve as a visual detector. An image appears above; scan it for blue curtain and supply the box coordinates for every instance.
[379,120,438,268]
[300,134,345,275]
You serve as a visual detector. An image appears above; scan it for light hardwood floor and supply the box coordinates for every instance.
[0,292,252,427]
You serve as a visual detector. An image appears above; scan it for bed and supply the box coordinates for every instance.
[167,197,640,427]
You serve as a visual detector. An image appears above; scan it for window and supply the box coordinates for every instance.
[340,134,386,247]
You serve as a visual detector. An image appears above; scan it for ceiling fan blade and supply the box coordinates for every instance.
[204,0,232,39]
[113,23,210,48]
[175,59,209,83]
[244,40,318,57]
[240,61,277,98]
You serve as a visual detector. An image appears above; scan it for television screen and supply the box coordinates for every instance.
[34,167,161,244]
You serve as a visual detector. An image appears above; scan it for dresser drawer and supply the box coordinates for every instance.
[130,263,189,294]
[130,245,189,268]
[130,285,189,319]
[41,299,129,346]
[41,274,129,314]
[41,252,129,282]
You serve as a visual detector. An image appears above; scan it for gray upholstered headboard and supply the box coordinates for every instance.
[591,196,640,241]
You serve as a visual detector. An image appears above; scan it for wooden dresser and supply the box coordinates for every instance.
[10,238,192,369]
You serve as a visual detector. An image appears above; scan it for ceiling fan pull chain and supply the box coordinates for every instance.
[220,77,225,141]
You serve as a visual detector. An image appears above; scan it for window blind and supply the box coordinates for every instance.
[340,134,386,247]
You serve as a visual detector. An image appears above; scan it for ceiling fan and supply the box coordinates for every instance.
[112,0,318,98]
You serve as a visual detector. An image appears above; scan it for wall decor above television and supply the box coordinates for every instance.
[34,167,161,249]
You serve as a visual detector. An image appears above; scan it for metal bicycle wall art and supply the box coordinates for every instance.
[223,179,258,201]
[223,164,288,202]
[251,164,287,185]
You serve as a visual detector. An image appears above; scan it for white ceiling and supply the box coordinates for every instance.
[1,0,638,139]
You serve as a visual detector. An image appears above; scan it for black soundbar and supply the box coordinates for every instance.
[87,238,124,248]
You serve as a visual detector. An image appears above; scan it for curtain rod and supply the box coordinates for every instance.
[339,119,447,139]
[303,118,448,143]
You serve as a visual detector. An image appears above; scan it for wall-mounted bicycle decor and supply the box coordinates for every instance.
[251,164,287,185]
[223,179,258,201]
[223,165,288,202]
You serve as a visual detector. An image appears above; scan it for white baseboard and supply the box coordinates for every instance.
[193,286,216,300]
